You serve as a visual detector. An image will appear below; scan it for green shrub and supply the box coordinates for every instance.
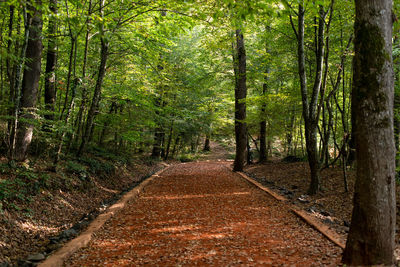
[87,145,130,164]
[79,157,115,176]
[178,154,198,162]
[66,160,88,181]
[0,168,52,207]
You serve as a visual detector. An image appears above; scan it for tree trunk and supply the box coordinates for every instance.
[77,0,108,157]
[203,134,210,151]
[54,78,78,165]
[44,0,57,122]
[74,0,92,146]
[99,101,117,146]
[259,68,268,162]
[164,122,174,160]
[293,3,326,194]
[151,130,164,158]
[172,135,180,157]
[14,0,43,161]
[233,29,247,172]
[342,1,395,265]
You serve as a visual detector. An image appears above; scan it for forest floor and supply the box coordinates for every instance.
[0,154,164,266]
[66,161,342,266]
[244,159,400,261]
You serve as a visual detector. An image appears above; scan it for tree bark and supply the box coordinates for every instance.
[203,134,210,151]
[14,0,43,161]
[44,0,57,122]
[342,0,395,265]
[259,68,268,162]
[233,29,247,172]
[164,121,174,160]
[151,129,164,158]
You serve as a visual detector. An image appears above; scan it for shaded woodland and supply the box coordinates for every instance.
[0,0,399,265]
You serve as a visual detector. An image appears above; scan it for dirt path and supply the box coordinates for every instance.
[66,162,342,266]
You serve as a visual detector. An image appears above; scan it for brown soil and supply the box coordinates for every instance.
[66,162,342,266]
[0,158,163,265]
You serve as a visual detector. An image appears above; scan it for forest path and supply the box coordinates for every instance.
[66,162,342,266]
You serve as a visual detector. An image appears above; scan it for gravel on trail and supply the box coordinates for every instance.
[66,161,342,266]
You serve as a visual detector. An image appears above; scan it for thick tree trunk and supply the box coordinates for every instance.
[44,0,57,122]
[14,0,42,161]
[342,0,395,265]
[233,29,247,172]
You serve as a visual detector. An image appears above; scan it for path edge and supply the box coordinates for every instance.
[233,169,346,250]
[38,164,171,267]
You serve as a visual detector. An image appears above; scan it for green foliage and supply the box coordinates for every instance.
[0,166,51,210]
[87,146,130,165]
[79,157,115,176]
[66,160,88,181]
[178,154,199,163]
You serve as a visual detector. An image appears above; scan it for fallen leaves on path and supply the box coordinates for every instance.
[66,162,341,266]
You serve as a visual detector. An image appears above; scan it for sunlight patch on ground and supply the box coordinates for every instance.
[142,191,250,200]
[149,224,200,233]
[92,180,118,194]
[189,249,218,261]
[16,221,60,234]
[185,233,228,240]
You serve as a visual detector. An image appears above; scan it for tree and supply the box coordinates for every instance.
[342,0,395,265]
[233,28,247,171]
[290,2,329,194]
[77,0,108,157]
[14,0,43,161]
[44,0,57,122]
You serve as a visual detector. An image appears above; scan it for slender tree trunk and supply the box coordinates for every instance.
[292,3,326,194]
[77,0,108,157]
[246,134,251,164]
[151,130,164,158]
[6,6,16,149]
[233,29,247,172]
[99,101,117,146]
[164,121,174,160]
[342,1,395,264]
[60,36,76,120]
[54,78,78,165]
[172,135,180,157]
[203,134,210,151]
[74,0,92,146]
[14,0,42,161]
[259,69,268,162]
[44,0,57,122]
[160,134,166,158]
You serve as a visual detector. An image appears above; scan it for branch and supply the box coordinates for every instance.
[289,13,298,40]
